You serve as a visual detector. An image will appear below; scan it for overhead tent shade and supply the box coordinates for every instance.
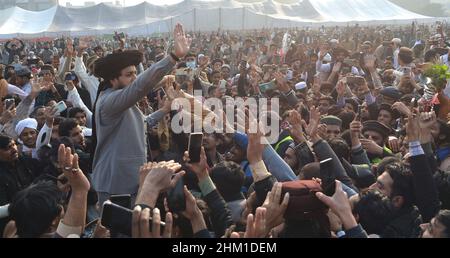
[0,0,436,38]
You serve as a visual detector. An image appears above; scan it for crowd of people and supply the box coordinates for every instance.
[0,21,449,238]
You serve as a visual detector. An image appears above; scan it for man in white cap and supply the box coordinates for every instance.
[15,109,54,159]
[392,38,402,69]
[295,81,307,92]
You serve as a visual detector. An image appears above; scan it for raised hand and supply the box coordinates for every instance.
[0,103,16,125]
[143,161,185,192]
[44,106,58,127]
[336,78,346,97]
[332,62,342,73]
[364,54,377,70]
[184,147,209,180]
[173,23,192,59]
[306,106,321,139]
[262,183,289,234]
[136,161,185,209]
[30,77,45,97]
[418,111,437,130]
[138,162,156,193]
[360,138,383,155]
[315,180,357,230]
[181,186,208,234]
[58,144,90,193]
[247,119,266,164]
[273,71,290,93]
[231,207,267,238]
[392,101,412,117]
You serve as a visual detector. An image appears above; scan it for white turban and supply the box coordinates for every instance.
[15,118,38,136]
[295,81,307,91]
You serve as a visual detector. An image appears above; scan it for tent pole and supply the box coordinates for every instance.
[242,7,245,31]
[219,8,222,31]
[194,8,197,32]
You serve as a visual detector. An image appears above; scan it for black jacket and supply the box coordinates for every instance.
[0,156,42,235]
[0,156,42,206]
[382,206,422,238]
[409,154,440,223]
[203,189,233,238]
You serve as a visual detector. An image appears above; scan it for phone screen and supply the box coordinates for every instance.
[55,101,67,114]
[101,201,133,236]
[101,201,165,237]
[357,105,363,121]
[188,133,203,163]
[259,80,276,93]
[5,99,15,109]
[320,158,336,196]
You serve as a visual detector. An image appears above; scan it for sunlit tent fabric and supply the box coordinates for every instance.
[0,0,436,38]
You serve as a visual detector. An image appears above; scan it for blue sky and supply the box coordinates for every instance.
[59,0,184,7]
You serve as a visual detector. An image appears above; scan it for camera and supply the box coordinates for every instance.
[5,98,15,109]
[101,201,165,237]
[65,73,76,81]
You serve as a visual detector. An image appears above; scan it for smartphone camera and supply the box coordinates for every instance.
[65,73,76,81]
[101,201,165,237]
[5,98,15,109]
[319,158,336,196]
[188,133,203,163]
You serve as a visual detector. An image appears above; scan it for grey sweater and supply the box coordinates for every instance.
[92,56,175,194]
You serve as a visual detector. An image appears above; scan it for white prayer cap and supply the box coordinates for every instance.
[323,53,332,62]
[330,39,339,44]
[15,118,38,136]
[295,81,307,90]
[392,38,402,45]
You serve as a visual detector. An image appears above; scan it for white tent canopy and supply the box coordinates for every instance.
[0,0,438,38]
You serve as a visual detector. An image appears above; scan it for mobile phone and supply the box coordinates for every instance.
[167,177,186,213]
[5,98,15,109]
[259,80,277,93]
[357,105,363,121]
[401,67,412,76]
[240,60,248,70]
[410,98,418,108]
[101,201,165,237]
[219,79,227,89]
[110,194,131,209]
[55,101,67,114]
[188,133,203,163]
[319,158,336,196]
[65,73,76,81]
[80,219,99,238]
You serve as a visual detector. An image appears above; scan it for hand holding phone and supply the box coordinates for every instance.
[4,99,15,110]
[101,201,165,237]
[320,158,336,196]
[167,177,186,213]
[55,101,67,114]
[356,105,363,121]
